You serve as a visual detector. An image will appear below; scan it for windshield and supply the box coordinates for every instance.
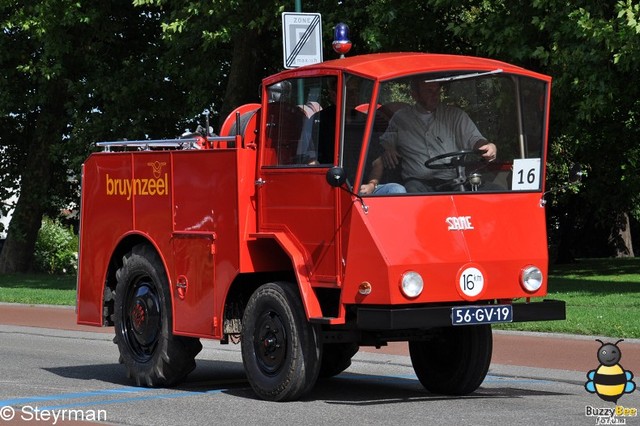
[349,72,548,195]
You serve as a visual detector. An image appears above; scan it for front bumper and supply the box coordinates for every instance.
[355,299,565,330]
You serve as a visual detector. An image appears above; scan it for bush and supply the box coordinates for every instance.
[34,217,78,275]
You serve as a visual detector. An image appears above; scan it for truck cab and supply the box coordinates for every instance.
[256,53,560,319]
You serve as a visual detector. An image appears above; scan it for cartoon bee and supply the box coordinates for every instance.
[585,339,636,403]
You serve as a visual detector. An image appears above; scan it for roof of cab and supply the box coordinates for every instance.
[263,52,550,84]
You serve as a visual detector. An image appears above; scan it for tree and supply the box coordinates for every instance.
[3,0,638,274]
[0,0,189,272]
[132,0,458,123]
[132,0,290,125]
[0,0,75,272]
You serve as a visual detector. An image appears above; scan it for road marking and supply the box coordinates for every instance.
[0,387,150,406]
[0,386,239,411]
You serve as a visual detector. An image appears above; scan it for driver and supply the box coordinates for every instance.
[379,78,497,192]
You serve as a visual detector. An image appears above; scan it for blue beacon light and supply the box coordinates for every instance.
[332,23,352,58]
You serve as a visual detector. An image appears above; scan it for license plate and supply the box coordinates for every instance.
[451,305,513,326]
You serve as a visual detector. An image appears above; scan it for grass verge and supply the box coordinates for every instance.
[0,257,639,338]
[0,274,76,305]
[495,257,640,338]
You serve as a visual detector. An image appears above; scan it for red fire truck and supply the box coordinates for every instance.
[77,52,566,401]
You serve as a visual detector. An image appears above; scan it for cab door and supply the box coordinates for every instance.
[257,75,342,285]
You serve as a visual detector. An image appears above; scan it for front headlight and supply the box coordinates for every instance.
[400,271,424,298]
[520,265,543,292]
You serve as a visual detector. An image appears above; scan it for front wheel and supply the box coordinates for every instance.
[409,325,492,395]
[113,244,202,387]
[241,282,322,401]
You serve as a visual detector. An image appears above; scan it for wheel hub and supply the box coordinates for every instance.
[131,303,146,332]
[255,312,287,375]
[263,335,278,351]
[122,279,162,361]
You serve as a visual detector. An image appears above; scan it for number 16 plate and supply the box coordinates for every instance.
[451,305,513,326]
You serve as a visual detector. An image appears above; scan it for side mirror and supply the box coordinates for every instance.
[326,166,370,213]
[326,166,347,187]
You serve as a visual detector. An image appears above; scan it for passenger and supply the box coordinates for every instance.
[359,156,406,195]
[299,101,322,118]
[298,77,406,195]
[296,79,338,165]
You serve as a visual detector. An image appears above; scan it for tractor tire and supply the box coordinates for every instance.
[241,282,322,401]
[409,325,492,395]
[113,244,202,387]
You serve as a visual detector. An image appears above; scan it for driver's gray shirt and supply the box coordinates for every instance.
[380,104,485,181]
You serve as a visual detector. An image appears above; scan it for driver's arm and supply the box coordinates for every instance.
[359,157,384,195]
[473,139,497,161]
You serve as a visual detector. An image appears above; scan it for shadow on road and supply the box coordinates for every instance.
[45,359,571,404]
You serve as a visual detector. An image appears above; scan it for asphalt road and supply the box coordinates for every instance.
[0,305,639,426]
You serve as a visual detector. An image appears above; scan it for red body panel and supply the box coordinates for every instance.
[78,148,261,338]
[258,168,341,284]
[339,193,548,305]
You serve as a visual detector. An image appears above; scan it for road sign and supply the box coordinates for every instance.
[282,12,323,69]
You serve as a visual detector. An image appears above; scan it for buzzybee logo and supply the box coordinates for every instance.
[585,339,636,403]
[583,339,638,425]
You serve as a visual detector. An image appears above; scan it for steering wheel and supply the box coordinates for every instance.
[424,149,484,169]
[424,150,485,191]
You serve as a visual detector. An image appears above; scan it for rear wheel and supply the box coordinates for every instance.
[113,244,202,387]
[241,282,322,401]
[409,325,492,395]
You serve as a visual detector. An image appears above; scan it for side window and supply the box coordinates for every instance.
[519,77,546,158]
[263,76,337,167]
[341,75,374,187]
